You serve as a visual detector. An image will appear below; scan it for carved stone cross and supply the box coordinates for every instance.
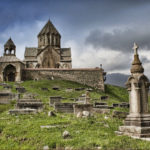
[132,42,139,55]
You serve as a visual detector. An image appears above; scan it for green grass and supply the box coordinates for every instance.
[0,79,150,150]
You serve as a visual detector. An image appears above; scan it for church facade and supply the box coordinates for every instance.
[0,20,72,82]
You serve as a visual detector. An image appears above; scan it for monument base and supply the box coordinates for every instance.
[117,126,150,138]
[124,114,150,127]
[116,114,150,138]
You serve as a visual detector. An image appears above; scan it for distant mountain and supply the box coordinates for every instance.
[105,73,129,87]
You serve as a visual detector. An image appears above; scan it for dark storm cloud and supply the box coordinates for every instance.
[85,28,150,52]
[0,0,150,32]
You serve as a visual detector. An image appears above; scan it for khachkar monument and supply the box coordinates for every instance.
[117,43,150,138]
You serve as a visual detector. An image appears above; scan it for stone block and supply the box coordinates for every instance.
[75,88,85,91]
[119,102,130,108]
[17,101,43,109]
[16,87,26,93]
[9,108,37,115]
[49,96,62,106]
[93,108,110,114]
[100,96,109,100]
[112,110,128,119]
[54,103,74,113]
[118,126,150,138]
[74,104,93,115]
[65,88,73,92]
[0,91,19,104]
[113,103,120,107]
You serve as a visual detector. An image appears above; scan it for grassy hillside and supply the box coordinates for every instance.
[0,80,150,150]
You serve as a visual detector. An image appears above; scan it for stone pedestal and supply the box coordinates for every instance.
[118,114,150,137]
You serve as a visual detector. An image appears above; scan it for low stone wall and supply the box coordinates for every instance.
[22,68,106,91]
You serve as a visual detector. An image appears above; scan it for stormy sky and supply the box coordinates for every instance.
[1,0,150,77]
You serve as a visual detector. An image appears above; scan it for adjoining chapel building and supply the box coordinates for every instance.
[0,20,72,82]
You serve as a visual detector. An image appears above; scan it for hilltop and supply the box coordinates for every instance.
[0,80,150,150]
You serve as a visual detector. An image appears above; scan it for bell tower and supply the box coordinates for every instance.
[37,20,61,48]
[4,38,16,56]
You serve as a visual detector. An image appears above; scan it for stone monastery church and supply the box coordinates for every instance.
[0,20,105,91]
[0,20,72,82]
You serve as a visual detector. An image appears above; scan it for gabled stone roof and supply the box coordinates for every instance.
[4,38,16,47]
[24,47,38,57]
[37,20,60,37]
[0,56,22,63]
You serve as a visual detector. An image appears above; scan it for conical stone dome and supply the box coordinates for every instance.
[130,43,144,74]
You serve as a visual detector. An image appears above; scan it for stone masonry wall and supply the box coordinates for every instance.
[23,68,105,91]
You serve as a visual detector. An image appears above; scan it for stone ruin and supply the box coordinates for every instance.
[9,93,43,115]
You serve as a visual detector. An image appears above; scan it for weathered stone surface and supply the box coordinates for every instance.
[82,111,90,117]
[75,88,85,91]
[63,130,70,139]
[74,104,93,115]
[48,111,56,117]
[76,112,83,118]
[94,102,109,109]
[65,88,73,92]
[10,94,43,115]
[118,126,150,138]
[0,91,19,104]
[93,108,110,114]
[55,103,74,113]
[17,101,43,110]
[16,87,26,93]
[43,145,49,150]
[100,96,108,100]
[3,84,12,89]
[9,109,37,115]
[113,103,119,107]
[112,111,128,119]
[50,96,62,106]
[119,102,129,108]
[23,68,106,91]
